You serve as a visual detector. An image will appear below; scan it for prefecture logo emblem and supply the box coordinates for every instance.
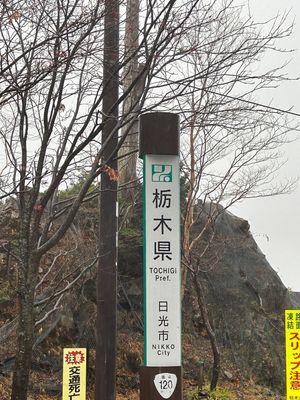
[152,164,173,182]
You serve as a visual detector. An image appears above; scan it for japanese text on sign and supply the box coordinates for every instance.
[286,310,300,400]
[144,155,181,367]
[63,348,87,400]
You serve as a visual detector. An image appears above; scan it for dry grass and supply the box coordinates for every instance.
[0,374,285,400]
[0,324,284,399]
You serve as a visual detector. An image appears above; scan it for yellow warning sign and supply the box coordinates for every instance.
[62,348,87,400]
[285,310,300,400]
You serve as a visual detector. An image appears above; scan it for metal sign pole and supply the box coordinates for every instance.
[139,112,182,400]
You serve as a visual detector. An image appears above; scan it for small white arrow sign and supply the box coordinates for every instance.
[154,373,177,399]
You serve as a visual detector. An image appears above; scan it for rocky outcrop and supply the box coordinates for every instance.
[0,197,295,392]
[76,203,294,390]
[289,292,300,309]
[189,207,293,390]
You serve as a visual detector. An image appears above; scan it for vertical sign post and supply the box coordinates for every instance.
[139,113,182,400]
[285,310,300,399]
[63,348,87,400]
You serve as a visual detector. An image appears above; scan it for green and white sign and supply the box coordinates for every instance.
[151,164,173,182]
[143,154,181,367]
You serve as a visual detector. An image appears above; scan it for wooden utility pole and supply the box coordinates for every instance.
[95,0,119,399]
[118,0,145,201]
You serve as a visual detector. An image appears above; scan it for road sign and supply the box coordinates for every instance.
[154,372,178,398]
[143,154,181,366]
[139,112,182,400]
[140,366,182,400]
[285,310,300,399]
[62,348,87,400]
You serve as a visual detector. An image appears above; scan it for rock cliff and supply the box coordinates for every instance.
[185,206,296,390]
[0,198,298,393]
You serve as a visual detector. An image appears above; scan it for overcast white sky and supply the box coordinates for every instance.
[233,0,300,291]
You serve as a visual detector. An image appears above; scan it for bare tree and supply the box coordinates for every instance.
[0,0,298,397]
[0,0,206,398]
[177,0,297,288]
[171,1,299,390]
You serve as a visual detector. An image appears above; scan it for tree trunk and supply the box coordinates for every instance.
[11,291,35,400]
[11,250,40,400]
[193,273,220,391]
[182,213,192,299]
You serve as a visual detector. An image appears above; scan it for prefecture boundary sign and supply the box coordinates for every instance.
[139,112,182,400]
[144,154,181,366]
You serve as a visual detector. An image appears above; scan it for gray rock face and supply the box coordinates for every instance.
[0,196,295,391]
[193,207,293,389]
[116,202,294,390]
[289,292,300,309]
